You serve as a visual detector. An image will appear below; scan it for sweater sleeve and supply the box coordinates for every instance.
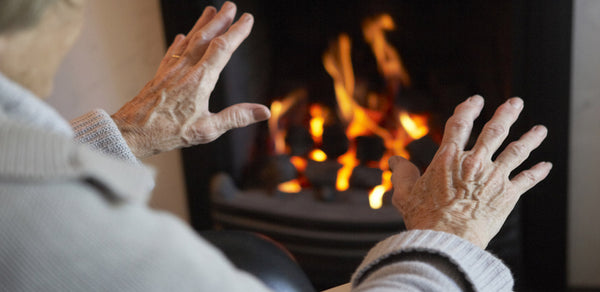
[351,230,514,292]
[70,109,138,164]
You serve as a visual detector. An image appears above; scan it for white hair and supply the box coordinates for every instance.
[0,0,59,34]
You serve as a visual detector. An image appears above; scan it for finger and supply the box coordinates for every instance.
[212,103,270,133]
[182,2,237,60]
[176,6,218,55]
[440,95,484,150]
[510,161,552,195]
[471,97,523,160]
[495,125,548,170]
[183,103,269,145]
[389,156,420,206]
[182,6,217,43]
[188,13,254,90]
[160,34,186,66]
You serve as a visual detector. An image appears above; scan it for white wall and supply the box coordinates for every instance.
[569,0,600,287]
[46,0,189,222]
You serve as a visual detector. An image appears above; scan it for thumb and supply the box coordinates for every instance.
[389,156,420,205]
[213,103,271,132]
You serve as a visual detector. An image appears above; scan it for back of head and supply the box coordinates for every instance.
[0,0,58,34]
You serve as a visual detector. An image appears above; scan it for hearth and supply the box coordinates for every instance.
[160,0,571,290]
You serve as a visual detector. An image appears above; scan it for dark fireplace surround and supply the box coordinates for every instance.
[160,0,571,290]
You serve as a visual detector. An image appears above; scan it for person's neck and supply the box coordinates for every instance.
[0,71,73,136]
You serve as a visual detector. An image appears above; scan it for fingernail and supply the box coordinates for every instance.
[222,1,234,11]
[203,6,216,15]
[509,97,523,108]
[241,13,253,23]
[253,107,270,121]
[468,95,483,105]
[533,125,547,134]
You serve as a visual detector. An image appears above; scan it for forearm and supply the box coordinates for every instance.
[351,230,513,292]
[70,109,139,163]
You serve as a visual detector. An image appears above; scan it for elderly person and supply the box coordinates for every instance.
[0,0,551,291]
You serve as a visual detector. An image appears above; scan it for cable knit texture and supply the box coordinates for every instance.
[352,230,514,291]
[71,109,139,163]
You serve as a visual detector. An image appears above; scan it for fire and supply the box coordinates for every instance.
[369,170,393,209]
[399,112,429,139]
[269,101,286,154]
[270,13,433,208]
[268,89,307,154]
[290,156,308,172]
[363,14,411,93]
[323,34,356,123]
[369,186,386,209]
[278,179,302,193]
[309,149,327,162]
[309,104,326,144]
[336,150,359,191]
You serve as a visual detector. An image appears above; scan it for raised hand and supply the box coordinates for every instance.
[389,95,552,249]
[112,2,270,158]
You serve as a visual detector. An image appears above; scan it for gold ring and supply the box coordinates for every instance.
[171,54,181,59]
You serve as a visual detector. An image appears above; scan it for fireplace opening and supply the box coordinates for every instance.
[161,0,570,290]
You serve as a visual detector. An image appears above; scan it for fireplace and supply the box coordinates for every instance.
[160,0,571,290]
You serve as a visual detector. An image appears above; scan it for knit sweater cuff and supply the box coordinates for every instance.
[352,229,514,291]
[70,109,139,164]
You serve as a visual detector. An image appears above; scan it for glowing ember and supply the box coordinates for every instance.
[278,179,302,193]
[290,156,308,172]
[309,149,327,162]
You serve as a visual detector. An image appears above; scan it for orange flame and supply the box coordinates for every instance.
[269,101,287,154]
[399,111,429,140]
[269,89,307,154]
[369,170,393,209]
[323,34,356,123]
[363,14,411,94]
[309,104,326,144]
[336,150,359,191]
[368,186,386,209]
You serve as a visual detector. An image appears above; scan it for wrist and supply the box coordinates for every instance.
[111,114,146,158]
[408,219,488,249]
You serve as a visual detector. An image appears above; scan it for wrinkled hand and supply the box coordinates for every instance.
[389,95,552,249]
[112,2,270,158]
